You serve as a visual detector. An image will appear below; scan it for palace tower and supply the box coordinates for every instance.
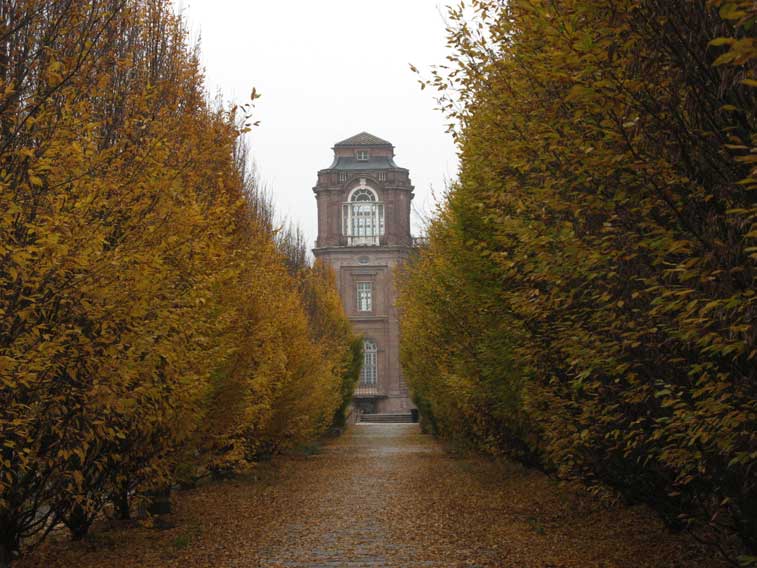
[312,132,415,414]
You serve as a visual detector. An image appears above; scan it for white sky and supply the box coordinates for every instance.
[177,0,459,249]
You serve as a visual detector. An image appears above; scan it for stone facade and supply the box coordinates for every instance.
[312,132,414,413]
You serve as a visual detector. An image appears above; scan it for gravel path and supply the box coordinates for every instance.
[251,424,721,568]
[21,423,725,567]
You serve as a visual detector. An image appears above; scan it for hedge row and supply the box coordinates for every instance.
[399,0,755,560]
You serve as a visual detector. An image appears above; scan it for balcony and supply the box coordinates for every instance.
[346,235,380,247]
[353,384,383,398]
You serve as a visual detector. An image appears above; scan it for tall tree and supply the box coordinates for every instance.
[399,0,755,559]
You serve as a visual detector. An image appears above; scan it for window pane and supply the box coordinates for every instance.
[357,282,372,311]
[360,339,377,385]
[352,203,377,239]
[351,188,375,202]
[344,192,383,246]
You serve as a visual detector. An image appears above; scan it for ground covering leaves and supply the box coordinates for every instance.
[20,425,726,567]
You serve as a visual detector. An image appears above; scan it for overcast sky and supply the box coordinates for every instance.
[177,0,459,249]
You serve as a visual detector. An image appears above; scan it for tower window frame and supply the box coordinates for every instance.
[342,185,384,246]
[338,171,347,182]
[377,171,386,182]
[356,150,369,161]
[360,339,378,385]
[356,281,373,312]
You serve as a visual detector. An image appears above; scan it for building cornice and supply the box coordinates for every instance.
[313,245,413,255]
[312,185,414,194]
[349,315,389,322]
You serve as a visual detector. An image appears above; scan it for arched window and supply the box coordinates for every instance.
[351,188,375,202]
[342,182,384,246]
[360,339,377,385]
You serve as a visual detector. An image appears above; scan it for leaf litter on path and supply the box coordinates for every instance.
[20,424,726,567]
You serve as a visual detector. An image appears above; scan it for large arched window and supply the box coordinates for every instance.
[351,187,375,202]
[360,339,378,385]
[342,181,384,246]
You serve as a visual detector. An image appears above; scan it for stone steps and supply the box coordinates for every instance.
[359,413,415,424]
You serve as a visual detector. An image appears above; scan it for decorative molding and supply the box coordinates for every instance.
[313,245,413,254]
[348,315,389,322]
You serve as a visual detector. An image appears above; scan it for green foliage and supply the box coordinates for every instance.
[399,0,756,559]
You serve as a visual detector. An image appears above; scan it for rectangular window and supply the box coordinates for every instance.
[360,339,378,385]
[377,171,386,181]
[339,171,347,182]
[357,282,372,312]
[356,150,369,161]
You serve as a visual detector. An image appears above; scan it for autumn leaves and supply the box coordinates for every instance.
[0,0,357,564]
[398,0,756,561]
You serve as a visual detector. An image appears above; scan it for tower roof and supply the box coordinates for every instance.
[334,131,392,147]
[326,156,403,171]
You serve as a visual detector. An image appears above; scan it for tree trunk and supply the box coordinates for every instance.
[0,535,18,568]
[112,481,130,520]
[64,503,91,540]
[0,546,12,568]
[146,486,171,516]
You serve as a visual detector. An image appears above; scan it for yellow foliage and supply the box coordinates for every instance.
[401,0,756,558]
[0,0,354,559]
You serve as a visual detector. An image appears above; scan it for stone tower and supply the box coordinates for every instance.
[312,132,414,413]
